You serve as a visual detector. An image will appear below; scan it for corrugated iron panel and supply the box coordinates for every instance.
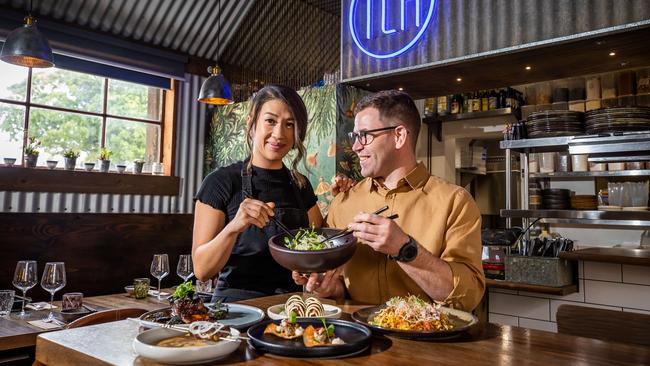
[0,74,204,214]
[0,0,254,61]
[342,0,650,80]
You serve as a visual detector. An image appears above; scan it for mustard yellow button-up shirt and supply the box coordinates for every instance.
[326,162,485,311]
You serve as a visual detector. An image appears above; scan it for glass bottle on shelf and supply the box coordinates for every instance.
[451,94,461,114]
[488,89,498,110]
[481,90,489,111]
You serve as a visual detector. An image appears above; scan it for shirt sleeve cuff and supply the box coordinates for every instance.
[444,261,486,311]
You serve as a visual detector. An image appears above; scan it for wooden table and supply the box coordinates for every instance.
[0,290,170,351]
[33,293,650,366]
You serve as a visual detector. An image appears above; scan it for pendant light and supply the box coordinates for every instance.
[198,0,233,105]
[0,0,54,68]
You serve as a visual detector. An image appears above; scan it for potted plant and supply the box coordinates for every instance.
[24,137,40,168]
[133,159,145,174]
[98,148,113,173]
[63,149,80,171]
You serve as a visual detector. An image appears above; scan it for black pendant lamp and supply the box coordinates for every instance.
[0,0,54,68]
[197,0,233,105]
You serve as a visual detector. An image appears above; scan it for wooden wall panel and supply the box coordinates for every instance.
[0,213,193,301]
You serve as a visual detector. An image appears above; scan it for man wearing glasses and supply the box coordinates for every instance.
[294,90,485,311]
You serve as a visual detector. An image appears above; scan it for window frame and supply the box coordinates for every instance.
[0,67,165,165]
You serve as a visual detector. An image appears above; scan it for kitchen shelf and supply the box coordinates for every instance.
[435,107,518,122]
[530,170,650,178]
[560,247,650,266]
[500,132,650,154]
[486,279,578,295]
[500,135,575,152]
[500,209,650,226]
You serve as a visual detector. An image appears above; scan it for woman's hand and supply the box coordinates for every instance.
[227,198,276,233]
[292,268,345,299]
[331,175,356,196]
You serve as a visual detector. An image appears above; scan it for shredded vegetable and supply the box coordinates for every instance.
[283,227,332,250]
[370,295,454,331]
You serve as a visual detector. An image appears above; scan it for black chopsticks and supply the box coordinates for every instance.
[319,205,398,244]
[242,191,296,240]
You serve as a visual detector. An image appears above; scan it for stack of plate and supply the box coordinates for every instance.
[542,188,572,209]
[570,195,598,210]
[525,110,585,138]
[585,106,650,134]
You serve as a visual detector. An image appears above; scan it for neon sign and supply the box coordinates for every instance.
[348,0,436,59]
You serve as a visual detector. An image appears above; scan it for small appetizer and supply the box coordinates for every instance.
[302,319,345,347]
[284,295,324,317]
[168,282,228,324]
[264,311,304,339]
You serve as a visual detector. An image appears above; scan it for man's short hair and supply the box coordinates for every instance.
[354,90,421,151]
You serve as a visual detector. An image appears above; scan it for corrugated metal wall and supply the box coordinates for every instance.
[342,0,650,80]
[0,73,206,214]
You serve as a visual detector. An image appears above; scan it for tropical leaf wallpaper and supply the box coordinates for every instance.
[204,84,368,215]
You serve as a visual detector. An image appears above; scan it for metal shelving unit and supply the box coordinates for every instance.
[501,132,650,228]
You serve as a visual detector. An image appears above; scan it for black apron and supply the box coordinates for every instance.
[211,164,307,302]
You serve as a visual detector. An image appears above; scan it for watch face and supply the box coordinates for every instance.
[403,244,418,260]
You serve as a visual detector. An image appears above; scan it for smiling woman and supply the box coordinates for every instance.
[192,84,324,302]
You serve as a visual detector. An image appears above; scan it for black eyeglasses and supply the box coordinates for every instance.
[347,126,398,146]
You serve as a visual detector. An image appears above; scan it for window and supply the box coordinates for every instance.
[0,63,163,170]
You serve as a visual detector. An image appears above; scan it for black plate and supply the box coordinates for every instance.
[247,319,371,358]
[351,305,478,340]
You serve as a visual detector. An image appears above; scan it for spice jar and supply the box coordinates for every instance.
[134,278,150,299]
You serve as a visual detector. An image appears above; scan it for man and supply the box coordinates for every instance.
[294,90,485,311]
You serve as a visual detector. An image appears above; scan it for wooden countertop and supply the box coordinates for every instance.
[0,290,169,351]
[33,293,650,366]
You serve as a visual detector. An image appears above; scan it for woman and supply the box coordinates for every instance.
[192,84,322,302]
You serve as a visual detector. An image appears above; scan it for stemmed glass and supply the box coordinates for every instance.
[40,262,66,322]
[176,254,194,283]
[150,254,169,300]
[13,260,38,318]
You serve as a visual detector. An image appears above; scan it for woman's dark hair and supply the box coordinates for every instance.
[246,84,309,188]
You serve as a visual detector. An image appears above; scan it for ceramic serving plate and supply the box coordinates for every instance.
[351,305,478,340]
[132,327,240,365]
[139,303,265,330]
[247,319,371,358]
[266,303,342,320]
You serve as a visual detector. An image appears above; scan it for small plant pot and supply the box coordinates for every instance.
[116,165,126,173]
[46,160,58,170]
[99,159,110,173]
[84,162,95,172]
[4,158,17,167]
[64,157,77,171]
[133,161,144,174]
[25,154,38,168]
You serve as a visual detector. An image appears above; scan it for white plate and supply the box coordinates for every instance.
[266,303,342,320]
[139,303,265,330]
[133,327,240,365]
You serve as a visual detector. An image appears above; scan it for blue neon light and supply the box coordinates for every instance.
[349,0,435,59]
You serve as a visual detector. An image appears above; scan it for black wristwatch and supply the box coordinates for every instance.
[389,236,418,262]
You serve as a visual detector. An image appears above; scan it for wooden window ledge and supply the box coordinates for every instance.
[0,166,180,196]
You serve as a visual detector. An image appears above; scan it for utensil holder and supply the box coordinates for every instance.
[505,256,574,287]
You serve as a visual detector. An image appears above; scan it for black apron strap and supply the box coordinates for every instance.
[241,160,253,199]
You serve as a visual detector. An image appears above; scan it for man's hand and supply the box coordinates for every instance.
[330,175,356,196]
[348,212,410,256]
[292,268,344,299]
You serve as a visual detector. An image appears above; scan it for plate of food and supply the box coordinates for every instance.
[139,282,264,330]
[268,227,358,273]
[351,295,478,339]
[247,314,371,358]
[133,322,241,365]
[266,295,342,320]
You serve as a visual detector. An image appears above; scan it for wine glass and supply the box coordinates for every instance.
[40,262,66,322]
[12,260,38,317]
[150,254,169,300]
[176,254,194,283]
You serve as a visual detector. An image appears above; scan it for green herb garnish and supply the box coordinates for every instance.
[321,317,335,338]
[172,281,195,299]
[284,224,331,250]
[289,310,297,323]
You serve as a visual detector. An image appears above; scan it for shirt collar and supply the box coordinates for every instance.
[369,162,429,192]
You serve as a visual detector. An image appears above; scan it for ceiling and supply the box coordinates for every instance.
[0,0,340,85]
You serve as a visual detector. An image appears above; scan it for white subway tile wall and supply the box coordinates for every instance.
[622,265,650,285]
[518,318,558,333]
[583,262,622,282]
[488,313,518,327]
[488,260,650,332]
